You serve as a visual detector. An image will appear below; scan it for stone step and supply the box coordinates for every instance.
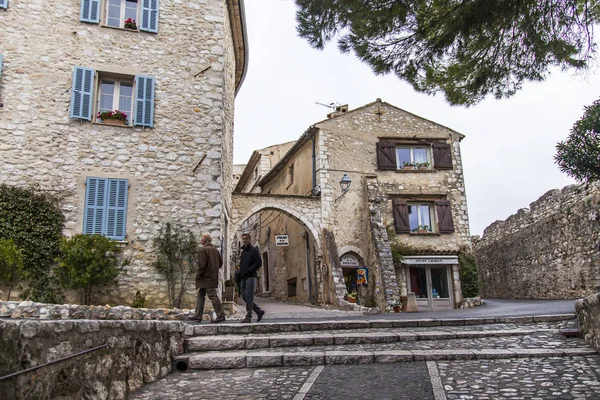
[175,347,598,371]
[183,314,576,337]
[185,328,550,352]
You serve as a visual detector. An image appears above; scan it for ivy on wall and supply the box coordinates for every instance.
[0,184,65,303]
[459,249,480,298]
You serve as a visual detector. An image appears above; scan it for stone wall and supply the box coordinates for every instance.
[0,0,238,308]
[0,319,185,400]
[576,293,600,349]
[474,183,600,299]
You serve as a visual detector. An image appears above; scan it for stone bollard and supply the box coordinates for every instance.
[406,292,419,312]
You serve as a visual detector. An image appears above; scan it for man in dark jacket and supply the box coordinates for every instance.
[239,233,265,323]
[191,233,225,323]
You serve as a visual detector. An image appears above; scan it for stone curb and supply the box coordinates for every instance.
[185,329,547,352]
[178,347,598,370]
[184,314,577,337]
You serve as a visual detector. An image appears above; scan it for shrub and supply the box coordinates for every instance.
[0,184,65,303]
[55,234,125,305]
[0,239,24,300]
[131,290,147,308]
[153,222,198,308]
[459,250,480,298]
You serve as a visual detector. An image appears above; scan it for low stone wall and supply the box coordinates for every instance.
[0,319,186,400]
[0,300,196,321]
[474,183,600,299]
[576,293,600,349]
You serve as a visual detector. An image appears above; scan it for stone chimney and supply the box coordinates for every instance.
[327,104,349,119]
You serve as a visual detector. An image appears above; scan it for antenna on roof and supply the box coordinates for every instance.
[315,101,337,109]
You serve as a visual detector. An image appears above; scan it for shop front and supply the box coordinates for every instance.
[403,256,459,311]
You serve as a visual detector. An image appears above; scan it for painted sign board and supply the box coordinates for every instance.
[275,235,289,246]
[402,257,459,265]
[340,254,359,267]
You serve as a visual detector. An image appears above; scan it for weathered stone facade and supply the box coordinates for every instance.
[234,100,471,310]
[0,0,247,307]
[576,292,600,350]
[474,183,600,299]
[0,318,185,399]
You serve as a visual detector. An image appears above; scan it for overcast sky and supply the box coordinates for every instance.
[233,0,600,236]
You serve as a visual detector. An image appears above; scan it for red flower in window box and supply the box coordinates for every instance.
[124,18,137,30]
[98,110,128,125]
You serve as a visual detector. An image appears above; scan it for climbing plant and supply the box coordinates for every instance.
[459,249,480,298]
[0,239,24,301]
[0,184,65,303]
[153,222,198,308]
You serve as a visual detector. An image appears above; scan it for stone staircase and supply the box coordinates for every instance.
[174,314,597,371]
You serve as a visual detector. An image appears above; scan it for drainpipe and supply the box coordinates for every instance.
[311,132,316,192]
[304,230,313,304]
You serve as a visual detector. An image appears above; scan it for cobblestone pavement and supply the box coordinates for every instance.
[437,356,600,400]
[130,367,314,400]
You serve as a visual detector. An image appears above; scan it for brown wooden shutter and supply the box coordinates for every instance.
[376,142,397,170]
[435,200,455,233]
[392,199,410,233]
[432,143,453,170]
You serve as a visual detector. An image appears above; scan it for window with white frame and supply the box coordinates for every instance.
[105,0,139,29]
[80,0,159,33]
[98,78,134,124]
[396,146,430,169]
[408,202,435,232]
[70,66,155,127]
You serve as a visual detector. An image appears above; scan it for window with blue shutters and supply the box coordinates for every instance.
[79,0,159,32]
[70,66,95,121]
[83,177,129,240]
[134,75,155,127]
[0,0,8,10]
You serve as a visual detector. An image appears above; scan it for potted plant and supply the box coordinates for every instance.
[97,110,128,126]
[347,291,357,303]
[417,162,430,170]
[402,161,415,170]
[391,300,401,313]
[224,278,238,302]
[399,295,408,312]
[417,225,430,233]
[124,18,137,30]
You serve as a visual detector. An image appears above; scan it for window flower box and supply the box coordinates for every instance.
[124,18,137,30]
[98,110,128,126]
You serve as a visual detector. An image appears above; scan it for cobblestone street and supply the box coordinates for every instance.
[131,319,600,399]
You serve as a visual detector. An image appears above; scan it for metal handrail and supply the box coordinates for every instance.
[0,343,108,382]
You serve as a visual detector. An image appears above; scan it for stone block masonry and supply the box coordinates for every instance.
[0,319,185,400]
[576,292,600,350]
[474,183,600,299]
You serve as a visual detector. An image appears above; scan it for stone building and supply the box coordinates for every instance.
[233,99,471,310]
[0,0,248,307]
[474,183,600,299]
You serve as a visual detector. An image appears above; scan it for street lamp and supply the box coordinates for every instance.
[335,174,352,202]
[339,174,352,193]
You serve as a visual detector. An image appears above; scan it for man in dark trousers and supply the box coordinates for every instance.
[191,233,225,323]
[239,233,265,323]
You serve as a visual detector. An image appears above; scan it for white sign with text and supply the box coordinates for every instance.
[275,235,289,246]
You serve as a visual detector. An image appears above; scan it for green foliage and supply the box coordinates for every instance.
[55,234,125,305]
[387,226,418,269]
[153,222,198,309]
[459,250,480,298]
[131,290,147,308]
[294,0,598,105]
[0,239,24,301]
[0,184,65,303]
[224,278,238,291]
[555,99,600,183]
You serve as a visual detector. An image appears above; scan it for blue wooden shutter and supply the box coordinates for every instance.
[139,0,159,33]
[134,75,155,127]
[70,67,95,120]
[0,0,8,9]
[0,55,3,79]
[83,178,108,235]
[106,179,128,240]
[80,0,100,23]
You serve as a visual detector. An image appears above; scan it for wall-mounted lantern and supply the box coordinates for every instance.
[335,174,352,202]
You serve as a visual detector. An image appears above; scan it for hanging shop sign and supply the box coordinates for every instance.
[275,235,289,246]
[340,254,359,267]
[356,268,368,286]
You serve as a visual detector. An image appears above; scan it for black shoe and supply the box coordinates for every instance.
[211,315,226,323]
[188,316,202,322]
[256,310,265,323]
[240,316,252,323]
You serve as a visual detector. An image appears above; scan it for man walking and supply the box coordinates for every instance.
[191,233,225,323]
[239,233,265,323]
